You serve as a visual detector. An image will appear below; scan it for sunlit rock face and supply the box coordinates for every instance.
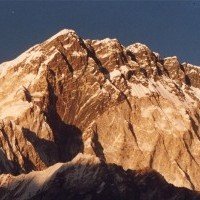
[0,29,200,198]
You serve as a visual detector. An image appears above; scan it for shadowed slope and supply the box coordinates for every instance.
[0,29,200,192]
[0,154,199,200]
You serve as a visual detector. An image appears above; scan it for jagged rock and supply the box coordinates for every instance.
[0,154,199,200]
[127,43,155,67]
[0,29,200,197]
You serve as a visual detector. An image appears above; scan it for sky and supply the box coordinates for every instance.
[0,1,200,65]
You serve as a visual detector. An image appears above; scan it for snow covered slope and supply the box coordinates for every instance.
[0,29,200,198]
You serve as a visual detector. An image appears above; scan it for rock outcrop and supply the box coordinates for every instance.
[1,154,200,200]
[0,29,200,198]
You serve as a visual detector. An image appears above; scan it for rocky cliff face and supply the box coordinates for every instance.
[0,29,200,199]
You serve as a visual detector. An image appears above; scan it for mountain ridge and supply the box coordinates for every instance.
[0,29,199,199]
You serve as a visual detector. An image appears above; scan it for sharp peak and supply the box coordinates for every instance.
[46,28,77,42]
[0,29,77,67]
[1,28,199,70]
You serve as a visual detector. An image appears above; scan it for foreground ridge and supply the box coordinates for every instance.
[1,154,200,200]
[0,29,199,198]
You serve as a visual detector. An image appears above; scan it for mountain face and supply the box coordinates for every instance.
[0,29,199,199]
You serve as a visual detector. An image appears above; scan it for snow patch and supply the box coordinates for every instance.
[94,38,113,45]
[0,45,42,78]
[119,65,130,74]
[186,63,200,69]
[190,86,200,99]
[43,50,59,65]
[141,105,159,118]
[110,69,121,80]
[128,82,150,98]
[46,29,75,43]
[0,101,33,119]
[64,43,73,49]
[25,50,43,63]
[23,73,37,82]
[71,51,84,57]
[127,43,150,54]
[164,56,178,60]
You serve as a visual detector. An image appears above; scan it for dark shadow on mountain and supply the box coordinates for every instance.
[190,115,200,141]
[156,65,163,76]
[0,125,37,175]
[79,37,110,80]
[23,119,84,167]
[126,50,136,62]
[0,126,22,175]
[0,143,36,175]
[185,75,191,86]
[1,161,200,200]
[121,51,128,64]
[91,131,106,161]
[59,51,74,74]
[159,59,164,65]
[22,128,59,167]
[140,68,148,78]
[99,66,110,79]
[0,148,19,175]
[180,64,185,72]
[44,78,84,163]
[163,67,170,77]
[21,153,36,173]
[23,86,32,102]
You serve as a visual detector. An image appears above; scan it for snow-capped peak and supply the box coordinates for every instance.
[127,43,151,54]
[46,29,76,43]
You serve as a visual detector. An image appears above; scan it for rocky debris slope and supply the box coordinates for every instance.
[0,153,200,200]
[0,29,200,196]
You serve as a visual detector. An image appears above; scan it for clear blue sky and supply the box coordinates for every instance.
[0,1,200,65]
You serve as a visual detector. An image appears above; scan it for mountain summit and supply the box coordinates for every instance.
[0,29,200,199]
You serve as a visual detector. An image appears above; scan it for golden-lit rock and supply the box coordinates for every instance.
[0,29,200,197]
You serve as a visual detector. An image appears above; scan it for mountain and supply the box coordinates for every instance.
[1,154,200,200]
[0,29,199,199]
